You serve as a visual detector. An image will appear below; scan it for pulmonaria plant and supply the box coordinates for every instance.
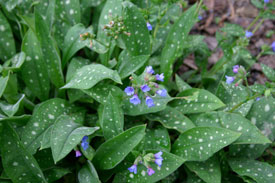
[128,151,163,176]
[103,16,131,39]
[124,66,168,108]
[225,65,248,86]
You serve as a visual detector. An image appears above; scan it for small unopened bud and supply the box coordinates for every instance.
[129,76,133,80]
[114,35,118,39]
[89,40,93,48]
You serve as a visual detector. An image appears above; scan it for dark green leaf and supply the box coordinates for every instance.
[0,94,24,117]
[261,64,275,82]
[78,161,100,183]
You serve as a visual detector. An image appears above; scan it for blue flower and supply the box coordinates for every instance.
[233,65,240,74]
[146,66,154,74]
[130,94,141,105]
[147,167,155,176]
[271,41,275,52]
[156,73,164,82]
[156,89,167,97]
[147,22,152,31]
[145,96,155,107]
[225,75,235,84]
[198,15,203,21]
[128,164,137,174]
[141,85,151,92]
[75,150,82,157]
[245,31,253,38]
[124,86,135,96]
[256,97,261,101]
[154,151,163,167]
[81,136,89,151]
[264,0,269,3]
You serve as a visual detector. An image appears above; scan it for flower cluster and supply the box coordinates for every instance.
[103,16,130,39]
[124,66,167,108]
[128,151,163,176]
[74,136,89,158]
[225,65,247,86]
[80,32,95,48]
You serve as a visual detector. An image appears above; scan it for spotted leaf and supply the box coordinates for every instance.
[191,111,271,144]
[51,115,99,163]
[136,126,171,152]
[93,125,146,169]
[0,94,24,117]
[21,29,50,101]
[62,64,122,90]
[0,123,46,183]
[0,10,16,61]
[146,106,195,133]
[122,1,150,56]
[261,64,275,82]
[78,161,100,183]
[229,159,275,183]
[170,89,225,114]
[35,10,64,88]
[113,151,185,183]
[117,50,150,79]
[83,83,124,105]
[100,93,124,140]
[175,74,192,92]
[160,4,198,82]
[21,98,82,154]
[172,127,241,161]
[0,73,9,98]
[185,156,221,183]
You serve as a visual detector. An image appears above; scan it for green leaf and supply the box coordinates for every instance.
[3,52,26,71]
[229,159,275,183]
[121,2,150,56]
[0,94,24,117]
[136,126,171,152]
[0,10,16,61]
[117,50,150,79]
[175,74,192,92]
[35,10,64,88]
[160,4,198,82]
[66,57,90,102]
[83,83,124,105]
[191,111,271,144]
[0,123,46,183]
[100,93,124,139]
[44,167,70,183]
[62,24,94,67]
[113,151,185,183]
[62,64,122,90]
[21,98,81,154]
[229,144,269,159]
[261,64,275,82]
[21,29,50,101]
[51,115,99,163]
[185,156,221,183]
[93,125,146,169]
[172,127,241,161]
[170,89,225,114]
[0,73,9,98]
[78,161,100,183]
[146,106,195,133]
[247,97,275,140]
[54,0,81,48]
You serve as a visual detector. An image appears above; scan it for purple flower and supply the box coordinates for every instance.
[128,164,137,174]
[145,96,155,108]
[147,167,155,176]
[75,150,82,157]
[156,89,167,97]
[233,65,240,74]
[245,31,253,38]
[256,97,261,101]
[154,151,163,167]
[130,94,141,105]
[271,41,275,52]
[147,22,152,31]
[141,85,151,92]
[264,0,269,3]
[124,86,135,96]
[156,73,164,82]
[81,136,89,151]
[146,66,154,74]
[225,75,235,84]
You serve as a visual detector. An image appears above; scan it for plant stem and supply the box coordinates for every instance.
[247,13,260,30]
[228,93,261,113]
